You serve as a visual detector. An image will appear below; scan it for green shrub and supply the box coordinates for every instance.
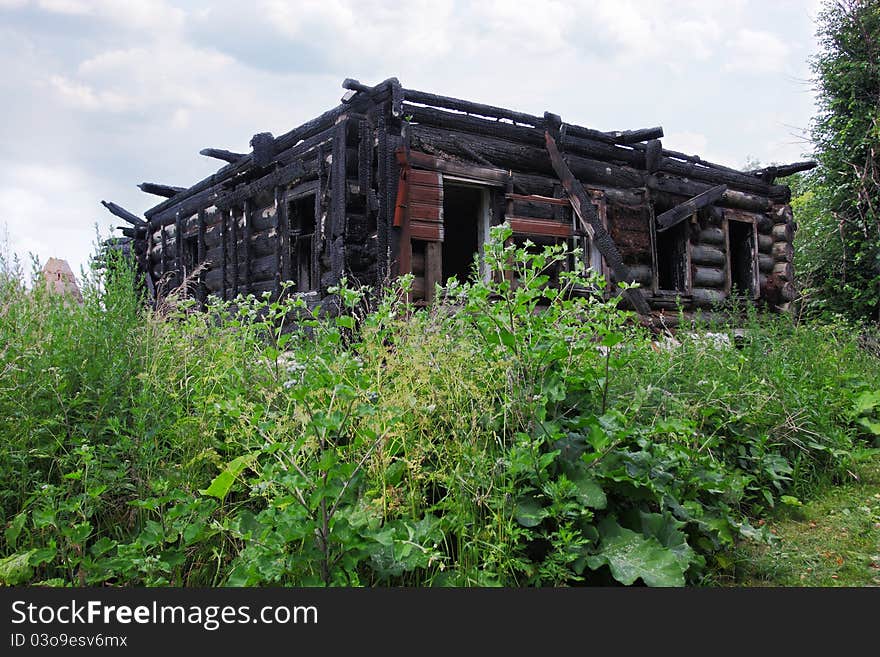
[1,227,877,586]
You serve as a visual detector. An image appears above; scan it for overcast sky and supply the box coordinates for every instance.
[0,0,824,278]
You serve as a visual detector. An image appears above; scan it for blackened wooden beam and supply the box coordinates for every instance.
[231,206,239,297]
[149,126,331,227]
[377,112,390,282]
[656,184,728,232]
[406,104,787,200]
[658,148,745,176]
[139,182,185,198]
[403,87,546,127]
[342,78,372,93]
[200,148,246,163]
[748,160,817,183]
[602,126,664,144]
[149,155,316,228]
[117,226,141,239]
[174,211,183,289]
[645,139,663,173]
[160,224,168,281]
[328,120,347,285]
[101,200,147,226]
[197,209,206,307]
[545,131,651,317]
[146,105,347,220]
[243,199,252,293]
[220,209,228,301]
[357,118,371,193]
[274,186,284,295]
[565,123,660,146]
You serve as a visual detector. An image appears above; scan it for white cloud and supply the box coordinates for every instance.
[664,131,709,159]
[49,75,133,111]
[0,162,110,276]
[35,0,185,32]
[724,28,791,73]
[0,0,821,272]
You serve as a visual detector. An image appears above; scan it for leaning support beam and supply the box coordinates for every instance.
[138,182,185,198]
[544,131,651,317]
[656,184,728,233]
[101,200,147,226]
[200,148,246,163]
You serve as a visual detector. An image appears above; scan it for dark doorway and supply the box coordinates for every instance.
[442,185,483,284]
[289,195,316,292]
[656,221,688,292]
[183,235,198,277]
[729,220,755,297]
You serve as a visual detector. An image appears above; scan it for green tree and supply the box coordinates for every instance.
[799,0,880,321]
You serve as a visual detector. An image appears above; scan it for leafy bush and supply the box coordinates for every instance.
[1,226,877,586]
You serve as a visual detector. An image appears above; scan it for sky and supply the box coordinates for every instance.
[0,0,825,279]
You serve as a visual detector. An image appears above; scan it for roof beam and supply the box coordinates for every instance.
[138,182,186,198]
[200,148,246,163]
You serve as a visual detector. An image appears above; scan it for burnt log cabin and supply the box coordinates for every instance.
[103,77,814,321]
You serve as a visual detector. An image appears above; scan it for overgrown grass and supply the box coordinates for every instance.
[729,453,880,586]
[1,226,878,586]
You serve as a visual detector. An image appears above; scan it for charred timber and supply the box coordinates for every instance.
[599,126,664,145]
[102,200,146,226]
[406,110,788,200]
[545,131,651,316]
[250,132,276,168]
[200,148,246,163]
[749,160,817,183]
[145,106,348,220]
[403,87,545,127]
[656,185,727,232]
[149,156,318,228]
[139,182,185,198]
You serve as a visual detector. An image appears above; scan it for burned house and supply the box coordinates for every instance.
[103,77,813,320]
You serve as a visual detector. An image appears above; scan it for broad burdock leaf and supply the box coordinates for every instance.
[514,495,547,528]
[0,551,34,585]
[586,518,688,587]
[200,453,258,500]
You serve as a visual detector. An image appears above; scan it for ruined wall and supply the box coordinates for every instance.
[123,78,801,318]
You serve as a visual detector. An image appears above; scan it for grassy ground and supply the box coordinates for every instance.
[730,452,880,587]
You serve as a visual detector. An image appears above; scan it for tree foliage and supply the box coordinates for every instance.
[799,0,880,321]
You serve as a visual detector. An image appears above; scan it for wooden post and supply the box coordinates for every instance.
[220,209,228,301]
[243,198,252,295]
[377,112,389,281]
[197,210,206,308]
[274,186,284,296]
[231,206,239,297]
[330,118,348,285]
[425,242,442,303]
[160,224,168,283]
[174,211,183,291]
